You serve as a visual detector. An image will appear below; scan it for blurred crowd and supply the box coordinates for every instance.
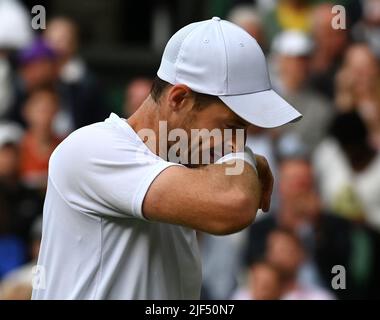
[201,0,380,300]
[0,0,380,300]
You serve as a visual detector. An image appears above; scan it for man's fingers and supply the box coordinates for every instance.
[266,177,274,212]
[260,183,272,212]
[260,172,274,212]
[254,153,274,213]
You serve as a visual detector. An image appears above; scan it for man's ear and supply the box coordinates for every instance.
[166,84,193,111]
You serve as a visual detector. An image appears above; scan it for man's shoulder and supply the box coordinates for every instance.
[49,118,163,176]
[67,121,112,141]
[55,120,131,155]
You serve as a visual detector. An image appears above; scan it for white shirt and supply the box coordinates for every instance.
[32,113,202,300]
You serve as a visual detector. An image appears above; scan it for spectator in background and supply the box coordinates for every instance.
[335,44,380,150]
[0,123,23,195]
[200,230,248,300]
[234,228,333,300]
[0,0,32,51]
[0,228,25,283]
[266,229,333,300]
[313,111,380,230]
[19,87,62,191]
[245,160,326,290]
[0,0,33,118]
[0,122,42,241]
[123,78,153,117]
[245,157,380,299]
[263,0,313,43]
[352,0,380,58]
[0,216,42,300]
[8,38,58,127]
[310,3,349,98]
[227,5,267,51]
[270,30,333,154]
[0,123,43,282]
[44,17,108,134]
[232,260,284,300]
[0,54,13,119]
[246,125,279,213]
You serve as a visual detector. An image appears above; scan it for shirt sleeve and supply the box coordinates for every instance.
[49,124,181,220]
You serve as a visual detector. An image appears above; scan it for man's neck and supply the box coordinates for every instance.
[127,95,161,156]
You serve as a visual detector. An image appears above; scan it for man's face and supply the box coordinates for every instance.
[165,95,250,166]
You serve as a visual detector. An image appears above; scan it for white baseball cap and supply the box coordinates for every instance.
[157,17,302,128]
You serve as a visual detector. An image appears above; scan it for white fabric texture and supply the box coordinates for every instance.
[215,146,258,174]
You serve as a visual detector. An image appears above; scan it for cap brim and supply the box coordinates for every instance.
[219,89,302,128]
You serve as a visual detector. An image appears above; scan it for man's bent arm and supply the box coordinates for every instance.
[142,160,262,235]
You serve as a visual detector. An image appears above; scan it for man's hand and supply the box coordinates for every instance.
[254,154,274,212]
